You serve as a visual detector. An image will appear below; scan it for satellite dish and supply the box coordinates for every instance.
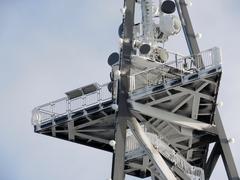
[161,0,176,14]
[108,52,119,66]
[118,23,123,38]
[139,44,151,54]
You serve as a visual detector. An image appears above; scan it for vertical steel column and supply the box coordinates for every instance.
[214,108,240,180]
[111,1,135,180]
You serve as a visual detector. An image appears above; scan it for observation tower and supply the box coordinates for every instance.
[31,0,239,179]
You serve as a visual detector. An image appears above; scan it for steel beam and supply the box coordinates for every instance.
[171,166,191,180]
[147,91,189,106]
[68,121,75,140]
[205,142,221,180]
[111,1,136,180]
[171,94,193,113]
[127,117,177,180]
[174,86,214,101]
[74,115,114,130]
[214,108,240,180]
[130,101,216,133]
[75,133,109,144]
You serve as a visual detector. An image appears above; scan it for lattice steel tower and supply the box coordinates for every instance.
[31,0,239,179]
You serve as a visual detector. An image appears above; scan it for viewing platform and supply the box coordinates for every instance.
[32,47,222,179]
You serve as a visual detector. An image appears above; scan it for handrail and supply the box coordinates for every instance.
[32,47,222,126]
[31,83,112,126]
[130,47,222,92]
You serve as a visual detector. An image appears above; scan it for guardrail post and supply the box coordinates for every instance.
[129,75,135,92]
[212,47,222,66]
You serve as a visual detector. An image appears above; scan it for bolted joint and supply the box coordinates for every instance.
[184,0,192,6]
[228,138,235,144]
[114,70,121,80]
[217,101,224,108]
[195,32,202,39]
[111,104,119,111]
[109,140,116,149]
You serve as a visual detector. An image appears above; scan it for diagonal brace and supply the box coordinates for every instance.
[127,117,177,180]
[214,108,240,180]
[130,101,216,134]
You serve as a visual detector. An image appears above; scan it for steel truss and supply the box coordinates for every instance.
[112,0,239,179]
[31,0,239,179]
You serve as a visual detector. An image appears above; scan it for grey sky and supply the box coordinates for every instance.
[0,1,239,180]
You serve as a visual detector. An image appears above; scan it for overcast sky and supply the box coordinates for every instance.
[0,1,239,180]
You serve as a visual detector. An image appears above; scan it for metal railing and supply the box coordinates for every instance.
[31,83,112,126]
[32,47,222,126]
[130,47,222,91]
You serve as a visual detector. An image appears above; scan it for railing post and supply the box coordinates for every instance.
[129,75,135,92]
[83,96,86,109]
[97,88,101,102]
[50,103,55,123]
[175,54,178,68]
[67,98,71,120]
[212,47,222,66]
